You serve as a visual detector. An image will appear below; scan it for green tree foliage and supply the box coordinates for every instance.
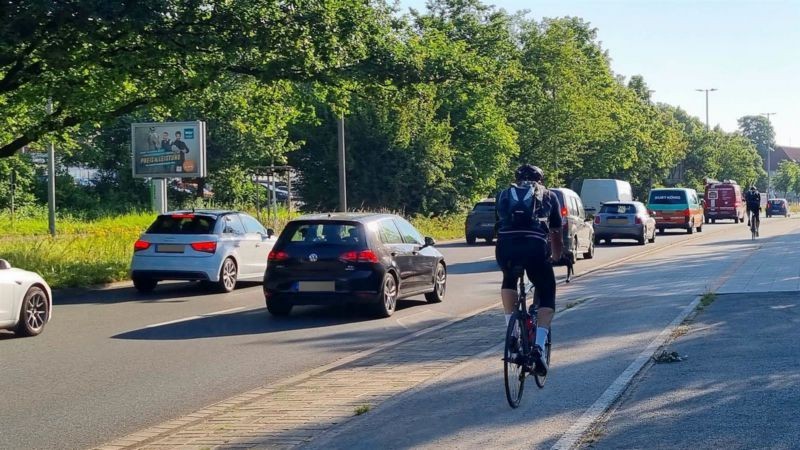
[774,160,800,197]
[0,154,36,210]
[0,0,773,216]
[738,115,776,162]
[0,0,398,157]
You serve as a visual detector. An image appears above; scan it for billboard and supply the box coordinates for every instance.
[131,121,207,178]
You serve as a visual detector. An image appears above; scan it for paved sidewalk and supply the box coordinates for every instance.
[97,309,498,449]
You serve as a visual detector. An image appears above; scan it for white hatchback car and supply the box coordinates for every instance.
[131,210,277,293]
[0,259,52,336]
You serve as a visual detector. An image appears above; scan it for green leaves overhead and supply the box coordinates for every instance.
[1,0,771,216]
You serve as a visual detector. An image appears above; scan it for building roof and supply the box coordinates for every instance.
[769,146,800,171]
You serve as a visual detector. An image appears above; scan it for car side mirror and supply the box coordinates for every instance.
[266,228,275,238]
[0,259,10,270]
[424,236,436,247]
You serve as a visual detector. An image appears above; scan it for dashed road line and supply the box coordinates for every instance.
[144,306,247,328]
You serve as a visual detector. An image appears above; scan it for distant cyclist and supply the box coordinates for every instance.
[745,185,761,234]
[495,164,563,376]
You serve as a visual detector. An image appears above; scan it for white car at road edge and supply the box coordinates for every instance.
[0,259,52,336]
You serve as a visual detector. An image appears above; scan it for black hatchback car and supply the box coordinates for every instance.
[263,213,446,318]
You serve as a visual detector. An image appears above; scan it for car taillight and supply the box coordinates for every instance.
[191,241,217,253]
[683,208,691,218]
[340,250,379,263]
[594,216,600,225]
[134,239,150,252]
[268,250,289,262]
[561,207,568,217]
[635,216,642,225]
[171,213,195,219]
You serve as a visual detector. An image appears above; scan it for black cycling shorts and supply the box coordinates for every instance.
[495,235,556,309]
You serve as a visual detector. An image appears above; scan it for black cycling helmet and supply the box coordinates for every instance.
[750,185,757,191]
[515,164,544,183]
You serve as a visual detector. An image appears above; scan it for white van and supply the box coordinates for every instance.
[579,179,633,215]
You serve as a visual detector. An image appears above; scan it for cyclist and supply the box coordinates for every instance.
[745,185,761,234]
[495,164,563,376]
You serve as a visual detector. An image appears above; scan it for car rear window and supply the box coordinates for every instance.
[600,204,637,214]
[146,214,217,234]
[473,202,495,212]
[282,222,363,246]
[649,191,687,205]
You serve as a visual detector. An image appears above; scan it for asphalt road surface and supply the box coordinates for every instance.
[0,218,787,449]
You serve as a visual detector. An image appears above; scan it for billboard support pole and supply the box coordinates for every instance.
[154,178,167,214]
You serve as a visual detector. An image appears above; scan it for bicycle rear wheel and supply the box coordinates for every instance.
[534,329,552,388]
[504,313,527,408]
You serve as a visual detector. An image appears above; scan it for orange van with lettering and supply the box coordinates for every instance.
[647,188,704,234]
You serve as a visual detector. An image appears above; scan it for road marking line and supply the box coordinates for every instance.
[479,255,496,261]
[144,307,247,328]
[551,295,702,450]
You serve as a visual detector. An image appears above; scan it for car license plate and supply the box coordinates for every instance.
[608,218,628,225]
[297,281,335,292]
[156,244,184,253]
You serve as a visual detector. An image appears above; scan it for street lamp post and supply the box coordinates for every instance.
[695,88,718,130]
[761,112,777,197]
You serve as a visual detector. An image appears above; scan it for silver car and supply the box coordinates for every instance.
[593,201,656,245]
[131,210,277,293]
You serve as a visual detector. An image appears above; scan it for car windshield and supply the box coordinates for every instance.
[473,202,495,212]
[600,204,637,214]
[282,222,363,246]
[649,191,687,205]
[146,214,217,234]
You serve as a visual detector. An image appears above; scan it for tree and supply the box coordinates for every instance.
[774,160,800,197]
[738,115,775,163]
[0,0,401,157]
[627,75,652,102]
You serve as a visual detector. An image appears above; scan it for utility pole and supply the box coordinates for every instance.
[337,115,347,212]
[45,99,56,236]
[761,112,777,197]
[695,88,718,130]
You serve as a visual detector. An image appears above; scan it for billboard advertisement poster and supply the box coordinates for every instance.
[131,121,207,178]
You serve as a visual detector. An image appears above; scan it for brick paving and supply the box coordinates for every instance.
[96,309,498,450]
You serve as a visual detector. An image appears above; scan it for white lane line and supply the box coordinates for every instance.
[144,306,247,328]
[551,295,702,450]
[479,255,496,261]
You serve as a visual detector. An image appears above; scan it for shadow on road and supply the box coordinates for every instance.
[110,298,429,340]
[447,259,498,275]
[436,241,495,249]
[54,281,263,305]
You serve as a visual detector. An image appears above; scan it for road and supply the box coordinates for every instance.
[0,219,786,449]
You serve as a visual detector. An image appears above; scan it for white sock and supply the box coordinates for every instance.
[504,314,512,326]
[535,326,549,349]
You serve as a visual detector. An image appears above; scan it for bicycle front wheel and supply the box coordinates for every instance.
[504,313,527,408]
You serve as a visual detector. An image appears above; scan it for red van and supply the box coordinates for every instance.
[704,180,744,224]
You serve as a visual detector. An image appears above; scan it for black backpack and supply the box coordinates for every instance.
[506,184,548,231]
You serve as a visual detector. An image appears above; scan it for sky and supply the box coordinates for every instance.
[398,0,800,146]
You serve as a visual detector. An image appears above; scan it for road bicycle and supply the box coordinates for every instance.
[750,210,760,240]
[503,266,552,408]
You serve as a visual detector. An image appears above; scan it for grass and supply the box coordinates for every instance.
[697,291,717,310]
[0,207,468,289]
[353,404,371,416]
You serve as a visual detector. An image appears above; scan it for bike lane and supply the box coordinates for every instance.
[305,220,800,450]
[586,222,800,450]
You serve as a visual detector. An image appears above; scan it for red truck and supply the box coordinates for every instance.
[704,180,745,224]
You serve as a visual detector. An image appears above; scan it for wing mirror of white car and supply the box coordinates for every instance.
[266,228,275,238]
[0,259,11,270]
[423,236,436,248]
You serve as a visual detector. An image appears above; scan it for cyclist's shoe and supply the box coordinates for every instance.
[533,345,548,376]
